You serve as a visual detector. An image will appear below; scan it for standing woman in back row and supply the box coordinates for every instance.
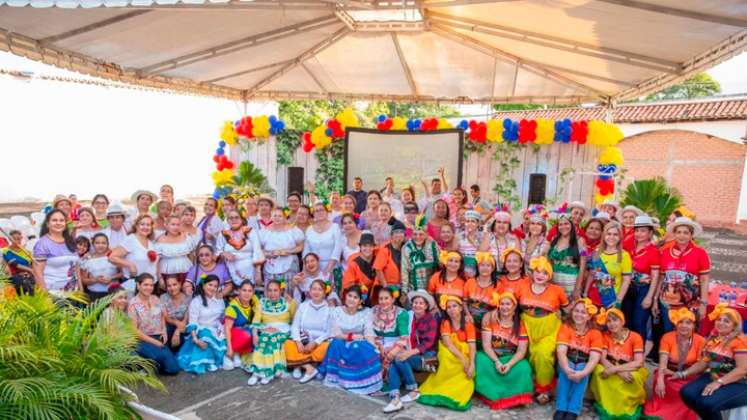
[547,215,586,300]
[33,209,81,295]
[217,209,264,287]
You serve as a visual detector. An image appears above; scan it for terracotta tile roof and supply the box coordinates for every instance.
[492,98,747,123]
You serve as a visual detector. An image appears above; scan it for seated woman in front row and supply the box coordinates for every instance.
[475,291,534,410]
[223,281,258,371]
[177,274,227,374]
[680,304,747,420]
[418,295,476,412]
[590,307,648,419]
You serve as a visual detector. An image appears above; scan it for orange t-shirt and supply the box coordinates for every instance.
[556,324,604,357]
[463,277,501,306]
[483,316,527,354]
[499,274,530,297]
[604,330,644,364]
[701,335,747,379]
[659,331,706,370]
[440,318,477,343]
[427,272,466,298]
[372,243,401,286]
[518,281,569,315]
[342,253,377,291]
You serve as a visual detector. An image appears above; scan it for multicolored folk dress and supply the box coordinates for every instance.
[248,297,296,378]
[401,238,439,293]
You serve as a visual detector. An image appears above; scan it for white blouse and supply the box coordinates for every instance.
[156,235,199,275]
[216,228,264,285]
[259,227,305,275]
[102,226,128,250]
[120,234,157,278]
[290,300,333,344]
[81,256,119,293]
[303,223,343,270]
[292,270,328,303]
[330,307,375,338]
[341,241,359,271]
[187,296,225,337]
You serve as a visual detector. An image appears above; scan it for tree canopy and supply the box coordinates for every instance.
[646,73,721,101]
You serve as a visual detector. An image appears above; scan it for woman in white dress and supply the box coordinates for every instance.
[303,202,343,280]
[153,200,173,240]
[81,233,122,300]
[260,208,305,289]
[180,205,203,243]
[523,214,549,266]
[217,209,264,287]
[197,198,223,249]
[339,214,361,272]
[110,214,159,292]
[291,253,339,305]
[156,215,200,286]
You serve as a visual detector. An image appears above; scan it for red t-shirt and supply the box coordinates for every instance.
[631,243,661,285]
[622,226,635,254]
[659,242,710,308]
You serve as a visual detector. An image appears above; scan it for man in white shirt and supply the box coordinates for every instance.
[197,198,225,249]
[102,204,128,249]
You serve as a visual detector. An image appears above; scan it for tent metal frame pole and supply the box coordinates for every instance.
[430,23,609,99]
[244,27,350,98]
[139,15,339,75]
[203,59,293,84]
[391,32,419,96]
[301,62,329,94]
[595,0,747,27]
[39,11,152,44]
[427,11,679,72]
[250,90,597,104]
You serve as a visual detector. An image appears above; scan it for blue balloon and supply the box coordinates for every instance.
[276,121,285,130]
[325,128,333,137]
[269,115,277,123]
[503,118,512,130]
[414,119,421,128]
[378,114,387,123]
[458,120,469,130]
[216,148,225,156]
[269,127,277,135]
[406,120,414,130]
[213,192,221,199]
[218,140,226,148]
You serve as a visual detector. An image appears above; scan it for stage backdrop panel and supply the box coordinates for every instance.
[344,128,463,191]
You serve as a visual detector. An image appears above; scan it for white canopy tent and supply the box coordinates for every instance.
[0,0,745,105]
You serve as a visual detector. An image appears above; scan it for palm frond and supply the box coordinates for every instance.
[621,177,683,222]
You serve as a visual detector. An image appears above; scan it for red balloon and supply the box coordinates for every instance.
[303,132,311,142]
[302,141,314,153]
[225,161,234,170]
[213,155,220,163]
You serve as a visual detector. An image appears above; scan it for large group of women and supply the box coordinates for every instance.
[3,179,746,419]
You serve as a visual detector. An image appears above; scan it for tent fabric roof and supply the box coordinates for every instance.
[1,1,745,104]
[492,96,747,123]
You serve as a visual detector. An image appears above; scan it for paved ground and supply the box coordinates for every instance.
[137,369,600,420]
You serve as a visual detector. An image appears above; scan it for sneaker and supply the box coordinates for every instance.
[232,354,242,367]
[247,374,260,386]
[401,391,420,403]
[382,399,403,413]
[299,368,318,384]
[260,375,273,385]
[222,356,235,371]
[292,367,303,379]
[207,365,218,372]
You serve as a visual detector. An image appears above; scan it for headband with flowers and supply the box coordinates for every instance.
[595,306,623,324]
[500,247,524,265]
[439,250,462,266]
[708,303,742,326]
[198,274,208,286]
[529,256,553,277]
[668,306,696,325]
[475,251,495,267]
[489,291,517,307]
[386,285,401,299]
[360,284,369,303]
[439,294,463,310]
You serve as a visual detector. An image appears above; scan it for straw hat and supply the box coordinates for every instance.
[667,216,702,237]
[621,205,643,217]
[52,194,72,208]
[568,201,587,213]
[408,289,436,311]
[633,215,656,228]
[131,190,158,203]
[106,203,126,217]
[601,200,621,214]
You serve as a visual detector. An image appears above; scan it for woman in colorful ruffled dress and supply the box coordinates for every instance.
[156,215,200,285]
[554,298,603,419]
[517,256,569,404]
[223,281,258,371]
[585,221,632,309]
[217,209,264,287]
[177,274,227,374]
[643,308,705,420]
[418,295,476,411]
[498,248,530,296]
[400,216,440,295]
[284,279,333,384]
[319,285,382,394]
[591,307,648,419]
[475,291,534,410]
[680,304,747,420]
[372,287,410,386]
[463,252,500,327]
[481,210,522,273]
[246,280,297,386]
[547,215,586,300]
[456,210,481,277]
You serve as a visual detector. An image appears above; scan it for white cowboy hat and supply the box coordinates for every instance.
[408,289,436,311]
[106,203,126,217]
[588,211,611,224]
[621,205,643,217]
[568,201,587,213]
[633,215,656,228]
[667,216,702,237]
[601,200,621,214]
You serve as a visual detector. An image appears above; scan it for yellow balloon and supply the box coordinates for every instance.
[486,119,503,143]
[536,118,555,145]
[598,146,624,167]
[252,115,271,138]
[220,121,238,146]
[595,192,614,204]
[437,118,453,129]
[311,125,331,149]
[212,169,234,186]
[336,107,360,130]
[391,116,407,131]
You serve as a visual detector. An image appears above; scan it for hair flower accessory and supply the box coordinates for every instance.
[386,285,401,299]
[199,274,208,285]
[439,294,462,310]
[147,250,157,263]
[708,303,740,324]
[595,305,623,324]
[668,306,696,325]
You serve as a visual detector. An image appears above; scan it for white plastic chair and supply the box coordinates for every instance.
[10,215,31,228]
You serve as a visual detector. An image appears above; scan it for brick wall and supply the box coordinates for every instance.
[619,129,746,225]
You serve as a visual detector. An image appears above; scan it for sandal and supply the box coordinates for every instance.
[536,393,550,405]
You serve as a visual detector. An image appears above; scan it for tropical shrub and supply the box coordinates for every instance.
[0,288,163,419]
[620,177,683,223]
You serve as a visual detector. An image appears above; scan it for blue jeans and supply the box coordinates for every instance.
[387,351,434,398]
[681,373,747,420]
[556,361,589,415]
[137,337,180,375]
[624,283,651,341]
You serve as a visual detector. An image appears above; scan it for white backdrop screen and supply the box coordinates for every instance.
[345,129,463,191]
